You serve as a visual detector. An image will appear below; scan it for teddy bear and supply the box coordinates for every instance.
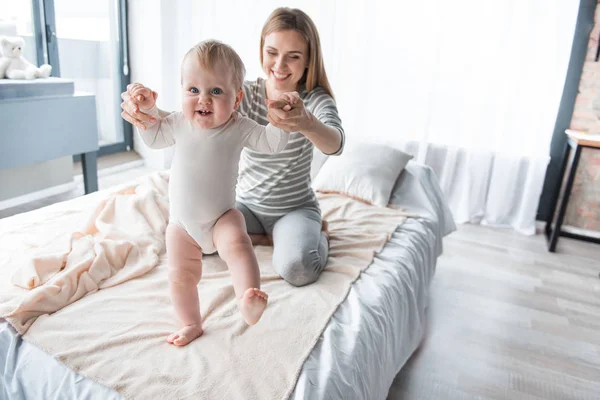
[0,36,52,80]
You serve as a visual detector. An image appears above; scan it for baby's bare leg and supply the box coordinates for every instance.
[213,209,268,325]
[165,224,204,346]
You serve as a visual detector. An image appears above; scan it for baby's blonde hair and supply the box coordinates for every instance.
[183,39,246,90]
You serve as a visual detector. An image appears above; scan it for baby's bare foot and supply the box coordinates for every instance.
[166,323,203,346]
[239,288,268,325]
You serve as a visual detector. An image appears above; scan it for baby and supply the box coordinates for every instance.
[131,40,292,346]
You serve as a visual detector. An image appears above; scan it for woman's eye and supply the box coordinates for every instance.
[211,88,222,95]
[267,51,276,56]
[190,87,199,94]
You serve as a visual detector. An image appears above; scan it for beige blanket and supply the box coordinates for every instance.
[0,173,408,400]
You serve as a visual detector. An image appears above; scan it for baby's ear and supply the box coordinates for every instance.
[234,89,244,110]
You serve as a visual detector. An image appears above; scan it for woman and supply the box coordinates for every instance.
[121,7,345,286]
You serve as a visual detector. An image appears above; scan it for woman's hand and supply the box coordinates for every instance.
[120,83,159,130]
[266,92,315,133]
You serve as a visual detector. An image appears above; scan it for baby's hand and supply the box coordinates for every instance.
[129,83,157,110]
[277,91,300,109]
[266,91,300,111]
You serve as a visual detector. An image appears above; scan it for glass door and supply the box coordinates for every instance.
[0,1,40,65]
[44,0,132,154]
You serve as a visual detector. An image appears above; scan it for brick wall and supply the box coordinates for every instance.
[564,1,600,232]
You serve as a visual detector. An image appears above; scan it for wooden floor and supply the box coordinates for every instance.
[387,224,600,400]
[2,153,599,399]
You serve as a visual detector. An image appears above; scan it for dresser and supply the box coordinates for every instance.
[0,78,99,194]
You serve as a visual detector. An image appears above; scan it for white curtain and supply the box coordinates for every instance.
[146,0,579,235]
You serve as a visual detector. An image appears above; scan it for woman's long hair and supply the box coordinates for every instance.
[260,7,334,99]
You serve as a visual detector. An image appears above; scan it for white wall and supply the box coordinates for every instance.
[128,0,175,170]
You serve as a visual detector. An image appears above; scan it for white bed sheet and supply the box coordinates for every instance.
[0,162,454,400]
[293,162,455,399]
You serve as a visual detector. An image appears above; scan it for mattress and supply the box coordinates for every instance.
[0,162,455,400]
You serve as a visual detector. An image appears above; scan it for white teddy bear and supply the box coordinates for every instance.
[0,36,52,80]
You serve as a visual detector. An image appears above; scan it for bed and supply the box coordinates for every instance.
[0,160,455,400]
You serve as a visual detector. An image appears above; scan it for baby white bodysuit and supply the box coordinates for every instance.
[137,107,289,253]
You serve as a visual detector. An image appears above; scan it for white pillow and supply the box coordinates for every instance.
[312,141,413,207]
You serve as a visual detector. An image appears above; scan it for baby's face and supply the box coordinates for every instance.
[181,57,242,129]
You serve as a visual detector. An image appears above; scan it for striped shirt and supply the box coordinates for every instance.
[236,78,345,216]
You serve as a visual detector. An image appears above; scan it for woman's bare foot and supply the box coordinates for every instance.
[321,220,329,241]
[239,288,268,325]
[249,233,273,246]
[166,323,203,346]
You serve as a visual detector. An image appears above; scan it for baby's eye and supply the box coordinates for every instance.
[190,87,199,94]
[211,88,223,95]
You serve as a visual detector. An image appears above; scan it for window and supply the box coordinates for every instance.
[0,0,132,155]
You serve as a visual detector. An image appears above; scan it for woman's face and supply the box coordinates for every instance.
[262,29,309,92]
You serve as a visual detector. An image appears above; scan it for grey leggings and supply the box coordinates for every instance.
[236,201,328,287]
